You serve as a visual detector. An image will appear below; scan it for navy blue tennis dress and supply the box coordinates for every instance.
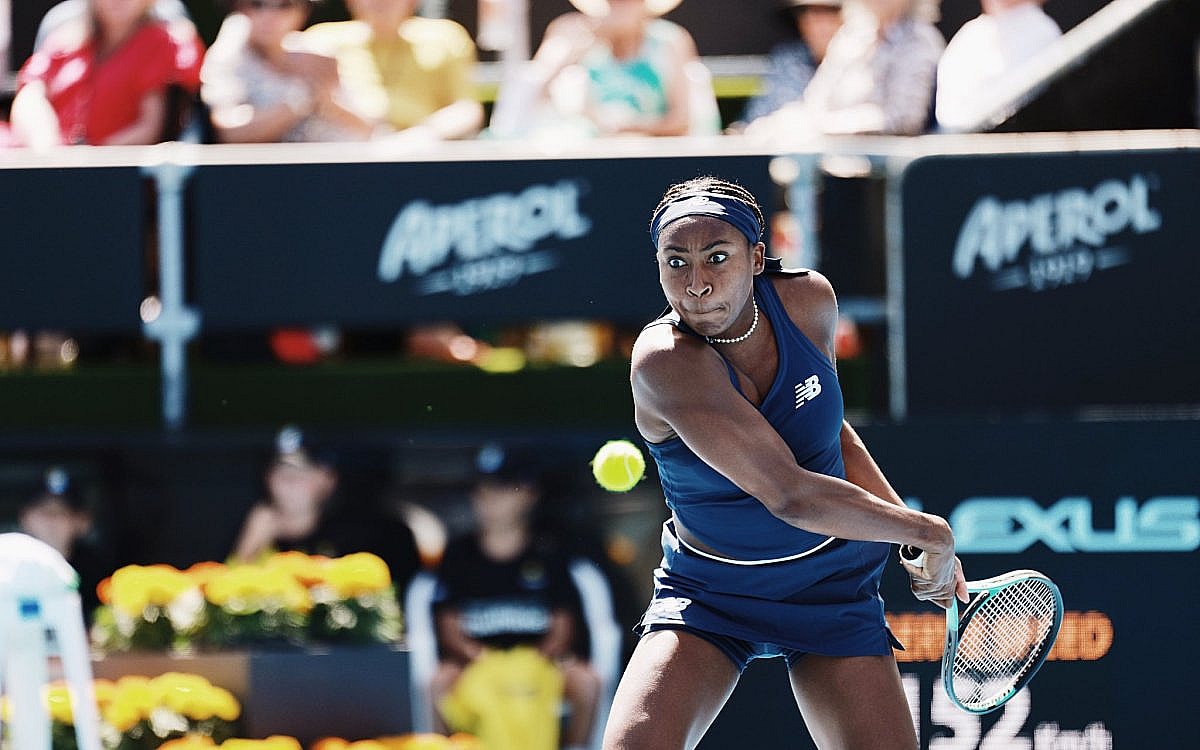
[638,272,898,670]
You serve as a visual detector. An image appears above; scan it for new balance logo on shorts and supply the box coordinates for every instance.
[794,375,822,408]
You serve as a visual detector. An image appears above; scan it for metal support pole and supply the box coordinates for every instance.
[883,156,910,422]
[142,148,200,432]
[785,153,821,270]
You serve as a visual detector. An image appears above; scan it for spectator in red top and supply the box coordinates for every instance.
[10,0,204,148]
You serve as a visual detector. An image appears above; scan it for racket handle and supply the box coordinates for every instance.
[899,544,926,567]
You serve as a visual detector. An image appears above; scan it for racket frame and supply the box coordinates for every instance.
[942,569,1064,714]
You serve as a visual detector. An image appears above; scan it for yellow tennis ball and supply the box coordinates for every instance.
[591,440,645,492]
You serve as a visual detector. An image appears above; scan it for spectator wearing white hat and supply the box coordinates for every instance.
[934,0,1062,131]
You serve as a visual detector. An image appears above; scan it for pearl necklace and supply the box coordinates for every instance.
[706,298,759,345]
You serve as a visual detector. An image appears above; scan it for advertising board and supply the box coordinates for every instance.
[189,155,774,329]
[899,150,1200,415]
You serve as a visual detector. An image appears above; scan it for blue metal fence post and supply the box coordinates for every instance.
[142,146,200,431]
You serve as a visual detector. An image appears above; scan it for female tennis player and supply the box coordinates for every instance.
[602,176,968,750]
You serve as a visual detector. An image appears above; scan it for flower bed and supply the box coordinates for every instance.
[0,673,240,750]
[91,553,400,652]
[1,679,479,750]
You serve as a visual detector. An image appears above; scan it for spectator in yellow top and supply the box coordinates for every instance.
[299,0,483,140]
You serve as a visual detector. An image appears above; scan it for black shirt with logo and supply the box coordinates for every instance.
[433,534,579,650]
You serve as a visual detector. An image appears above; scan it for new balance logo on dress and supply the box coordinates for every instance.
[794,375,822,408]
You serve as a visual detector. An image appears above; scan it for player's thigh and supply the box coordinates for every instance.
[789,654,917,750]
[602,629,740,750]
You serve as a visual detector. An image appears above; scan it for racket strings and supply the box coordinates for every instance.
[950,579,1057,709]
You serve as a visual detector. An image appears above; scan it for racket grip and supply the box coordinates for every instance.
[899,544,926,567]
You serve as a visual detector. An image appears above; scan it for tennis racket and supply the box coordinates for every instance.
[900,545,1064,714]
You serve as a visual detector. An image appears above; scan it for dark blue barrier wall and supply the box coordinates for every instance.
[189,155,773,329]
[900,148,1200,416]
[0,167,144,331]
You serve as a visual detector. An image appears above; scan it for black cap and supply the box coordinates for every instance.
[475,442,542,486]
[273,425,337,470]
[23,466,85,511]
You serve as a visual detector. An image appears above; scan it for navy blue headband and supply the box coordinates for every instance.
[650,192,763,248]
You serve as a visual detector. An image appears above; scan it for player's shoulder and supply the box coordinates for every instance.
[633,317,702,365]
[631,317,725,394]
[769,268,837,308]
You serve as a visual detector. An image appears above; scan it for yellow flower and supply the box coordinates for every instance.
[263,738,304,750]
[264,552,329,587]
[323,554,392,599]
[153,672,222,720]
[103,697,143,733]
[205,566,311,614]
[108,565,197,618]
[93,679,118,709]
[223,737,302,750]
[209,687,241,722]
[44,682,74,725]
[101,675,157,730]
[159,735,218,750]
[393,735,453,750]
[346,741,388,750]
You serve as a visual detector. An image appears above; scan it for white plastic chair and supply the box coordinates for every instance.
[0,533,102,750]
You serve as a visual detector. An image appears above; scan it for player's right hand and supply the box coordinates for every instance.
[902,546,968,610]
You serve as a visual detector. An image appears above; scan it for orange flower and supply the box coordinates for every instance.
[185,562,229,592]
[311,738,349,750]
[97,577,113,605]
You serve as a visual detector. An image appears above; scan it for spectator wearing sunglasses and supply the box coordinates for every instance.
[201,0,375,143]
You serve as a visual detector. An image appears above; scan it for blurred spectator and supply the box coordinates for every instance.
[17,467,114,619]
[231,425,421,588]
[935,0,1062,132]
[10,0,204,148]
[489,0,707,139]
[430,443,601,750]
[34,0,191,50]
[201,0,374,143]
[734,0,844,130]
[299,0,483,140]
[747,0,944,137]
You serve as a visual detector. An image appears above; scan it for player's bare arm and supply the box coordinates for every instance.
[631,316,954,559]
